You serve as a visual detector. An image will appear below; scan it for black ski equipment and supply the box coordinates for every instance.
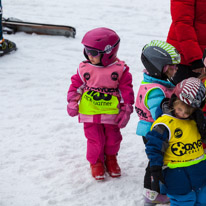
[2,17,76,38]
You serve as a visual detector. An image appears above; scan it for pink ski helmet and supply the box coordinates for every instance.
[81,27,120,66]
[174,77,206,108]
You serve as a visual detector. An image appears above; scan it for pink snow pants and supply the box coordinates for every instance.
[83,123,122,164]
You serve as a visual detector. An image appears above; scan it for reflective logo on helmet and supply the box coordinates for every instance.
[153,48,167,56]
[181,92,201,105]
[104,45,113,54]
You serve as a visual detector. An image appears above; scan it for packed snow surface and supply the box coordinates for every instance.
[1,0,171,205]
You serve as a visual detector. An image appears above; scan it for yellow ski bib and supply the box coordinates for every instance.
[151,114,205,168]
[79,90,119,115]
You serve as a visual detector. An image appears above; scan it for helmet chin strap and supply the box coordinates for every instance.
[160,72,176,85]
[167,77,176,85]
[99,54,104,66]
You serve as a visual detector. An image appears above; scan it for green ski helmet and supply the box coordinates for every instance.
[141,40,181,78]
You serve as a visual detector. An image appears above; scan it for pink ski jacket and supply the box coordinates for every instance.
[67,60,134,124]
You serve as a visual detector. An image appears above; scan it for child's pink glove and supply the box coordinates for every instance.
[67,101,79,117]
[115,104,133,128]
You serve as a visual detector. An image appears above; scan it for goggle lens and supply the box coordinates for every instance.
[169,65,177,69]
[85,47,102,57]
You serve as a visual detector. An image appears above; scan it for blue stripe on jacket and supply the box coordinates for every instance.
[136,73,174,136]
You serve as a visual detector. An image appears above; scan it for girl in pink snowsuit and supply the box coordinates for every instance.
[67,27,134,180]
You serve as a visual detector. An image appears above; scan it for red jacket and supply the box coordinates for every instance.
[167,0,206,66]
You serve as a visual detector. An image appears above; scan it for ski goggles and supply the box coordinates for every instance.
[163,64,177,73]
[84,47,104,57]
[84,39,120,57]
[169,64,177,69]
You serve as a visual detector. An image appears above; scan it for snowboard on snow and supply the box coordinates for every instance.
[2,17,76,38]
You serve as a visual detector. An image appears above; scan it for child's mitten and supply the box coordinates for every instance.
[67,101,79,117]
[115,104,133,128]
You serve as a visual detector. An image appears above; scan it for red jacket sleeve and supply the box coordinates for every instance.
[169,0,203,63]
[118,65,134,105]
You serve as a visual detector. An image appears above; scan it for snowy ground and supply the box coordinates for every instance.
[1,0,171,205]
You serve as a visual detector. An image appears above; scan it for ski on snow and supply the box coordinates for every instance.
[2,17,76,38]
